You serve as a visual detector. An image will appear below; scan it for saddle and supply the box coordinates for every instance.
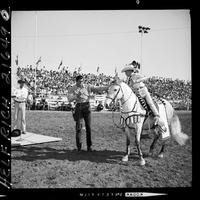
[137,95,166,128]
[140,96,170,140]
[137,94,166,116]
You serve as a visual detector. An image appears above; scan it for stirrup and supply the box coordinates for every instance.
[156,124,167,133]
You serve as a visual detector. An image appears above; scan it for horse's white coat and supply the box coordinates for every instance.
[105,80,189,165]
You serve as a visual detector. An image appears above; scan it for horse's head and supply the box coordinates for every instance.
[104,78,123,109]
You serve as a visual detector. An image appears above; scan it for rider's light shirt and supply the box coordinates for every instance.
[126,73,147,86]
[126,74,159,117]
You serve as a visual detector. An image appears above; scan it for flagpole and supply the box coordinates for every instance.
[140,31,143,74]
[96,65,99,85]
[34,11,38,97]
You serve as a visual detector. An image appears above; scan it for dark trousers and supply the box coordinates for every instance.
[74,102,92,149]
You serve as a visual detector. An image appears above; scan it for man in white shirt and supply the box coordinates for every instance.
[12,79,29,134]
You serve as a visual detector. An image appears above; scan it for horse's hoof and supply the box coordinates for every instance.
[140,158,146,166]
[122,155,128,162]
[158,153,164,158]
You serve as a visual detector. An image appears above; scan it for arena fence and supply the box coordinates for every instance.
[11,94,191,111]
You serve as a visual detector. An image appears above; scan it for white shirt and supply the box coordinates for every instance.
[13,87,28,102]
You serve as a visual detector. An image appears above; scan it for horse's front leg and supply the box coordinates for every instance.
[122,127,131,162]
[135,126,145,165]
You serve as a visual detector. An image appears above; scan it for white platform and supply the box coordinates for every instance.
[11,132,62,147]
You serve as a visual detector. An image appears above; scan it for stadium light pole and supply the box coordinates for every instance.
[138,26,150,73]
[34,11,38,97]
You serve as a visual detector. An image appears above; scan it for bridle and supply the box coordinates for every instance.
[106,83,137,112]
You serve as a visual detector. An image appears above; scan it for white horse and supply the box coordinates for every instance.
[104,79,189,166]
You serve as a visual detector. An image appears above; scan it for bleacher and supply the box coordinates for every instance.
[14,66,191,111]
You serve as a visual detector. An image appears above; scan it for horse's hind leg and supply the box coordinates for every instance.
[149,131,159,156]
[158,144,165,158]
[158,140,169,158]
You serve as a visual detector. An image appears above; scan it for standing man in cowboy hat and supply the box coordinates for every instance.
[121,63,162,127]
[68,75,109,152]
[12,78,29,134]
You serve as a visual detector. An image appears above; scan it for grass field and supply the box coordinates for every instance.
[11,110,192,188]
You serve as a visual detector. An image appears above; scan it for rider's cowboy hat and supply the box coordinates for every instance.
[121,65,135,73]
[11,129,21,137]
[17,78,26,84]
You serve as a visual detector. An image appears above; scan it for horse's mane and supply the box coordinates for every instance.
[111,78,135,96]
[120,81,134,94]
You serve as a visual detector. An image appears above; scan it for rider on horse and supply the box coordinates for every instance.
[121,62,166,131]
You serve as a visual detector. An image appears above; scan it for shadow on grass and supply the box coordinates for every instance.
[12,146,143,164]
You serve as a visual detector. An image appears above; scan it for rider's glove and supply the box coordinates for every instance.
[154,115,160,125]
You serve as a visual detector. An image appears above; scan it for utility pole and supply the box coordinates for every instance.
[34,11,38,97]
[138,26,150,73]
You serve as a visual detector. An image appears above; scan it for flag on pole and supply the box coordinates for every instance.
[15,55,18,66]
[61,66,65,73]
[137,62,140,69]
[97,66,100,73]
[36,56,41,65]
[115,67,118,76]
[58,59,63,69]
[78,66,82,73]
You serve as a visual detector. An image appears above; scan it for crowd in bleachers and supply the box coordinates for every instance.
[16,65,192,110]
[146,76,192,110]
[17,65,112,95]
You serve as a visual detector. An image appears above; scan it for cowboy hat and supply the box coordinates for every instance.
[17,78,26,84]
[121,65,135,73]
[11,129,21,137]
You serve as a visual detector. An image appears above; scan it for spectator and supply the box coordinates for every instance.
[12,78,29,134]
[67,75,109,152]
[27,91,33,110]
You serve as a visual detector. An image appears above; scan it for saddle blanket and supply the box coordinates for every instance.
[158,103,170,140]
[11,132,62,146]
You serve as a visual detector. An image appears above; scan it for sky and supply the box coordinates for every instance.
[11,10,191,87]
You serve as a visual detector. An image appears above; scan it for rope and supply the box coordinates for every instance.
[112,109,125,129]
[111,100,147,130]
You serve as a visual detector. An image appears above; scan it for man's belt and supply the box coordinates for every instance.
[76,102,89,105]
[77,101,89,105]
[14,100,26,103]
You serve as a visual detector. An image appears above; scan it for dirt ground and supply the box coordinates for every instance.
[11,110,192,188]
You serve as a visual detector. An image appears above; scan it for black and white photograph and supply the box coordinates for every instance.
[1,4,192,198]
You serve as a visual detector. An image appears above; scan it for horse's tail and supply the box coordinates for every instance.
[169,112,189,146]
